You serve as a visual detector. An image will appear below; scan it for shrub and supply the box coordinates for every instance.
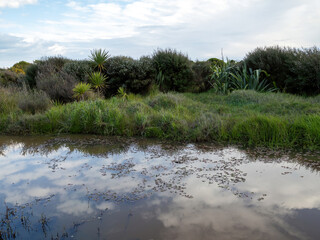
[152,49,194,92]
[293,47,320,95]
[0,70,22,87]
[10,61,31,74]
[244,46,320,95]
[128,56,155,94]
[191,61,212,92]
[105,56,154,96]
[36,67,77,102]
[35,57,77,102]
[244,46,296,91]
[24,64,38,88]
[18,90,52,114]
[63,60,93,82]
[38,56,70,70]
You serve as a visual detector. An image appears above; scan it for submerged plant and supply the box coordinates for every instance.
[89,49,110,73]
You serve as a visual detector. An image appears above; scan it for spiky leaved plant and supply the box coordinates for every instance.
[89,49,110,73]
[117,87,128,101]
[89,72,107,96]
[72,82,91,101]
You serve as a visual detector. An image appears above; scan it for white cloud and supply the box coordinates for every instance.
[0,0,37,8]
[48,44,67,55]
[1,0,320,66]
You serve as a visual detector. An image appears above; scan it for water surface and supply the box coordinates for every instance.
[0,135,319,240]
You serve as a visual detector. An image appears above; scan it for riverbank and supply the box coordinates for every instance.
[1,90,320,150]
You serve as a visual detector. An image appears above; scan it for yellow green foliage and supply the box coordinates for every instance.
[10,61,31,75]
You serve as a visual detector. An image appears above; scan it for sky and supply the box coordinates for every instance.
[0,0,319,67]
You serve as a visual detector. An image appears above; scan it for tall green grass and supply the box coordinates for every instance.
[1,90,320,150]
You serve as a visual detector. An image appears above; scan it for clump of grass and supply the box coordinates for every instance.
[0,87,19,114]
[18,90,52,114]
[147,93,185,110]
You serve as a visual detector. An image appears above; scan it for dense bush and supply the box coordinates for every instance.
[35,58,77,102]
[104,56,154,96]
[191,61,212,92]
[18,90,52,114]
[0,70,22,87]
[244,46,320,95]
[63,60,93,82]
[38,56,70,70]
[152,49,194,92]
[25,57,71,89]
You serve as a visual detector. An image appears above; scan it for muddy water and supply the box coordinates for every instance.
[0,136,319,240]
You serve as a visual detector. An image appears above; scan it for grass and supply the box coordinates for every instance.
[1,90,320,150]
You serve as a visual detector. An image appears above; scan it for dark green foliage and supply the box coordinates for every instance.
[24,64,38,88]
[63,60,93,82]
[244,46,296,92]
[244,46,320,95]
[104,56,154,96]
[152,49,194,92]
[191,61,212,92]
[293,47,320,95]
[18,90,51,114]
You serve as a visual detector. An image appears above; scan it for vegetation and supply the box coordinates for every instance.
[0,89,319,150]
[89,72,108,96]
[0,46,319,150]
[72,83,92,101]
[89,49,110,73]
[152,49,194,92]
[244,46,320,95]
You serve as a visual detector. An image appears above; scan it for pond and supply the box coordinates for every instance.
[0,135,319,240]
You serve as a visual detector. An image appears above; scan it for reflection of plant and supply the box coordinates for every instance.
[89,72,107,96]
[73,83,91,101]
[89,49,110,73]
